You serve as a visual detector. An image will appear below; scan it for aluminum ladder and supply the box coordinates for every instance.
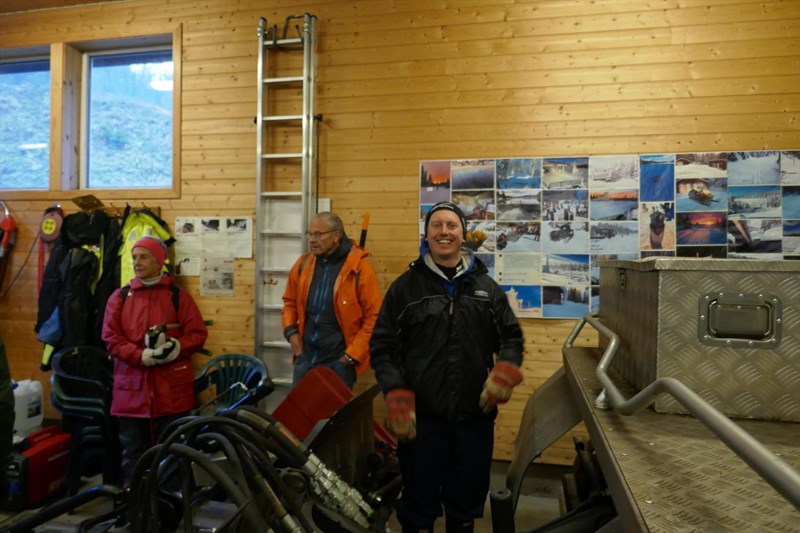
[255,14,319,385]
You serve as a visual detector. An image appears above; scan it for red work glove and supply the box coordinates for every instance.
[479,362,523,413]
[385,389,416,441]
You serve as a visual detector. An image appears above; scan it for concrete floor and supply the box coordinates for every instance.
[0,462,568,532]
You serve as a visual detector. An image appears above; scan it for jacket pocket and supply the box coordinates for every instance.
[115,374,142,391]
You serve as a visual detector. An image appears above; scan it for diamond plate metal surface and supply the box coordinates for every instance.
[565,347,800,532]
[599,259,800,422]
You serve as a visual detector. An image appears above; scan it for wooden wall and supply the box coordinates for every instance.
[1,0,798,465]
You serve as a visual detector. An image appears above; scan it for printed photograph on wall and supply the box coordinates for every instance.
[781,151,800,185]
[728,151,780,186]
[453,190,495,221]
[419,151,799,319]
[502,284,542,318]
[496,189,541,221]
[542,157,589,190]
[676,177,727,212]
[639,202,675,251]
[542,221,589,254]
[497,158,541,189]
[420,160,451,204]
[640,154,675,201]
[451,159,495,189]
[589,155,639,189]
[782,186,800,219]
[782,220,800,256]
[675,152,728,179]
[727,218,782,258]
[496,222,541,253]
[728,185,781,219]
[676,212,728,246]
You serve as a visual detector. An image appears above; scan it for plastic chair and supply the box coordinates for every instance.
[193,353,272,415]
[50,345,122,494]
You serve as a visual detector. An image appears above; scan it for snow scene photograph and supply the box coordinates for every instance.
[675,152,728,179]
[542,285,589,319]
[588,155,639,189]
[590,221,639,254]
[497,158,541,189]
[451,159,495,189]
[496,222,541,253]
[501,284,542,319]
[728,185,781,219]
[781,151,800,185]
[676,177,727,213]
[541,221,589,254]
[496,189,541,221]
[542,157,589,190]
[727,218,782,255]
[727,151,780,186]
[784,186,800,219]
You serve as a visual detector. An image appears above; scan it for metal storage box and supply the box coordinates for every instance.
[598,257,800,422]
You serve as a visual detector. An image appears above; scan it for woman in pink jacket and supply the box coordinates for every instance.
[101,236,208,487]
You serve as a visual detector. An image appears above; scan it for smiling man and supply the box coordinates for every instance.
[370,201,525,533]
[281,212,381,389]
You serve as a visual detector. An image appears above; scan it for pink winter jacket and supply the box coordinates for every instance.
[101,275,208,418]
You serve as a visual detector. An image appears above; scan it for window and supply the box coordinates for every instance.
[0,59,51,190]
[82,48,173,189]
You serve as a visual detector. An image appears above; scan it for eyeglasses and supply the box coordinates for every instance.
[306,230,336,239]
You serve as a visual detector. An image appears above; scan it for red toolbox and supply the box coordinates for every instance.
[3,426,72,510]
[272,366,394,446]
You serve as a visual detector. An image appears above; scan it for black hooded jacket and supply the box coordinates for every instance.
[370,250,524,422]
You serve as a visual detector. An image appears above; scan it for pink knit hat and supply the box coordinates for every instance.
[133,236,167,266]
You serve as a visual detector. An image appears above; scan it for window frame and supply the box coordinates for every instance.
[0,25,181,202]
[79,45,174,190]
[0,54,52,191]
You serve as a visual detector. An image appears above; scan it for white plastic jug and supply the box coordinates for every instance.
[13,379,44,437]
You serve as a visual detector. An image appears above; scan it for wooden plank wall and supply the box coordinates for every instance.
[0,0,798,465]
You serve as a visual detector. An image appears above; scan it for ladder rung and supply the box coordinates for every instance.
[263,115,302,122]
[263,37,303,47]
[261,266,290,273]
[262,340,291,349]
[262,153,303,159]
[261,229,302,236]
[260,191,302,198]
[263,76,303,85]
[261,304,283,311]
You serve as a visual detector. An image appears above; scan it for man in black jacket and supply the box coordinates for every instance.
[370,201,524,533]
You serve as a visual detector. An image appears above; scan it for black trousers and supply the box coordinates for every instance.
[117,412,189,487]
[395,416,494,530]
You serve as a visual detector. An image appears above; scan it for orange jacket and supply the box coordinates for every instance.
[281,240,381,374]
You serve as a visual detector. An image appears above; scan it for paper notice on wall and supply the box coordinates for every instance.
[201,257,235,296]
[174,216,253,276]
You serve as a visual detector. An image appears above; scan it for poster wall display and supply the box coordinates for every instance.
[420,151,800,319]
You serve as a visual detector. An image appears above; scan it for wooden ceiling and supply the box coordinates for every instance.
[0,0,125,14]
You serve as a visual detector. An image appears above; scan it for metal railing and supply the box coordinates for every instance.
[565,313,800,511]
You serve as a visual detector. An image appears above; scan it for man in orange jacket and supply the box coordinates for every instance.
[281,212,381,389]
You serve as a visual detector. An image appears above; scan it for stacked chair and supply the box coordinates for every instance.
[193,353,272,415]
[49,345,122,495]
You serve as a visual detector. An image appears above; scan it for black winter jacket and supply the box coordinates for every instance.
[370,251,524,422]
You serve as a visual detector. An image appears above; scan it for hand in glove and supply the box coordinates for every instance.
[385,389,416,441]
[479,362,523,413]
[142,338,181,366]
[144,326,167,349]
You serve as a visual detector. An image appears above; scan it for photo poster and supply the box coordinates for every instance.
[174,216,254,278]
[419,151,800,319]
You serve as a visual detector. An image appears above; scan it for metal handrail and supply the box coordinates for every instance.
[565,312,800,511]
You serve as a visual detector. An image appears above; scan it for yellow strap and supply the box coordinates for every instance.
[40,343,55,367]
